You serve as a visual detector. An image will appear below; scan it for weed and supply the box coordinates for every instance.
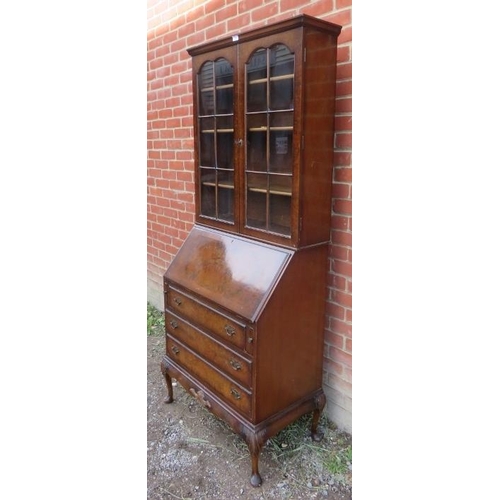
[147,302,165,336]
[324,444,352,476]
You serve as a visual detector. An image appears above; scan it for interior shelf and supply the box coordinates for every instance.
[200,83,234,92]
[248,126,293,132]
[248,74,294,85]
[201,129,234,133]
[202,181,235,189]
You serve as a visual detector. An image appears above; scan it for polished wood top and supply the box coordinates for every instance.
[165,226,292,321]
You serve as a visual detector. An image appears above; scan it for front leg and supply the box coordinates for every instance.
[160,356,174,404]
[243,428,267,487]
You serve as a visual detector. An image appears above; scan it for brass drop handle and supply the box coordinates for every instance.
[229,359,242,371]
[230,388,241,400]
[171,345,180,355]
[173,297,182,306]
[169,320,178,329]
[225,324,236,337]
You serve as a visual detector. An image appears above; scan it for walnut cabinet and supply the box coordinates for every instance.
[161,15,342,487]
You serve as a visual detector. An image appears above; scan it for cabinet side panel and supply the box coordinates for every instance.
[254,245,328,422]
[300,29,339,246]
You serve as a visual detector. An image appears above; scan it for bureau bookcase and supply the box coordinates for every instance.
[161,15,342,486]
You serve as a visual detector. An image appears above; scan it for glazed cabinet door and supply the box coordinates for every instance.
[192,46,241,233]
[239,30,303,247]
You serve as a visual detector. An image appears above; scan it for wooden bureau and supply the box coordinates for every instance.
[161,15,341,486]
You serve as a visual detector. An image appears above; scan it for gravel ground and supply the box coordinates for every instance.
[147,333,352,500]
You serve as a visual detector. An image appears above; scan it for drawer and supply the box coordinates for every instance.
[166,285,246,351]
[167,335,252,417]
[166,311,252,389]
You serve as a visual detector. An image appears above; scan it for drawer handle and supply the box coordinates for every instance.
[229,359,242,371]
[169,320,178,329]
[171,345,180,355]
[173,297,182,306]
[190,388,211,409]
[230,388,241,400]
[224,324,236,336]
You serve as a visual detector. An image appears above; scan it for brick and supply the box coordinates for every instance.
[336,80,352,97]
[335,97,352,113]
[336,62,352,80]
[327,317,351,338]
[336,0,352,8]
[251,3,279,23]
[326,9,351,27]
[333,151,351,167]
[302,0,335,18]
[331,182,349,198]
[206,22,228,41]
[322,356,344,376]
[332,289,352,308]
[325,301,345,321]
[216,4,238,23]
[328,346,352,368]
[196,13,216,32]
[333,199,352,215]
[279,0,311,11]
[335,115,352,132]
[345,338,352,353]
[336,45,351,63]
[330,244,348,260]
[331,215,348,230]
[338,26,352,44]
[150,57,163,70]
[335,132,352,149]
[324,330,344,349]
[333,259,351,278]
[228,13,250,32]
[335,167,351,182]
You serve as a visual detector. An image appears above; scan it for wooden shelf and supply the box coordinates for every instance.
[248,74,294,85]
[200,83,234,92]
[248,186,292,197]
[202,181,234,189]
[248,126,293,132]
[201,129,234,133]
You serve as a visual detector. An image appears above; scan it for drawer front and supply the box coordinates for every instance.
[167,286,246,351]
[167,336,251,417]
[166,311,252,389]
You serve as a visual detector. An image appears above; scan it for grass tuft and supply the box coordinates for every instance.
[147,302,165,336]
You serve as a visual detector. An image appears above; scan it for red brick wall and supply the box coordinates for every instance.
[147,0,352,432]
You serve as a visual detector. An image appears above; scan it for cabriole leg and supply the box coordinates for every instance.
[244,429,267,487]
[311,392,326,442]
[160,356,174,404]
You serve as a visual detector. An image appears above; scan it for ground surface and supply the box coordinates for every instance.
[147,326,352,500]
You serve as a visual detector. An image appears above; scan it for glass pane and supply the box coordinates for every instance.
[200,117,215,167]
[269,193,291,235]
[215,58,234,115]
[247,48,267,112]
[270,45,294,77]
[270,45,294,111]
[198,62,214,115]
[269,174,292,197]
[216,116,234,169]
[246,172,267,230]
[246,114,267,172]
[216,87,234,115]
[217,170,234,222]
[200,167,216,218]
[269,112,293,173]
